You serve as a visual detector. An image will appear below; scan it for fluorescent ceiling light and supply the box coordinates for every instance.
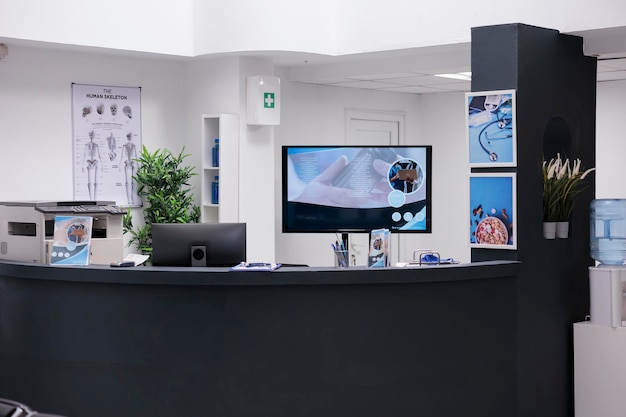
[434,72,472,81]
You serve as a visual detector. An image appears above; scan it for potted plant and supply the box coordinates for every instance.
[542,153,595,238]
[123,145,201,256]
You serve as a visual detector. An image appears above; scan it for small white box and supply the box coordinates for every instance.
[247,75,280,125]
[589,266,626,327]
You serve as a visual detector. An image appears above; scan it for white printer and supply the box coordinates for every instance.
[0,201,126,265]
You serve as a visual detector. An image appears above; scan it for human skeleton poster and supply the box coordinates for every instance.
[71,83,142,207]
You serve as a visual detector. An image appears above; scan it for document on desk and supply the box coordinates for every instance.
[230,262,282,271]
[123,253,150,266]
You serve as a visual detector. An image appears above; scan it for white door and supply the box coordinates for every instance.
[346,110,403,145]
[347,118,399,146]
[345,110,404,266]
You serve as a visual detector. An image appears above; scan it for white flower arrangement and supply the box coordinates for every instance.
[542,153,595,222]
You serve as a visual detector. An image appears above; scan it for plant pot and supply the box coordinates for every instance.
[543,222,557,239]
[556,221,569,239]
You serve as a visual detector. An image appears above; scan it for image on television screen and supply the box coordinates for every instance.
[282,146,432,233]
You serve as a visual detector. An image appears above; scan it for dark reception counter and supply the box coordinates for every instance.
[0,260,519,417]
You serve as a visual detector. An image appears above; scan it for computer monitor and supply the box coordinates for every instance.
[151,222,246,267]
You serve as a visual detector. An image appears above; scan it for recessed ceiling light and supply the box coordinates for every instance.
[434,71,472,81]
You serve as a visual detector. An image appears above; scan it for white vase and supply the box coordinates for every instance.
[543,222,557,239]
[556,221,569,238]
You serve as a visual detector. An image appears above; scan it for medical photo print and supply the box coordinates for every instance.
[466,89,516,167]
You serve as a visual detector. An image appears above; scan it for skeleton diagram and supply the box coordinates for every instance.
[119,132,138,205]
[106,133,117,161]
[82,131,102,200]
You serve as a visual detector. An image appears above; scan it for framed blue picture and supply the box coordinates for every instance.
[469,173,516,249]
[466,89,516,167]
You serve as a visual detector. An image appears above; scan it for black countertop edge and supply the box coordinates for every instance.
[0,260,520,287]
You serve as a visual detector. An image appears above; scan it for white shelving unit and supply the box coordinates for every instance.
[574,266,626,417]
[574,321,626,417]
[201,114,239,223]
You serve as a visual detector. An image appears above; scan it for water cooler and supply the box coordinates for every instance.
[575,199,626,417]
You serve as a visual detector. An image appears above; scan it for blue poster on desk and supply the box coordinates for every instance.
[50,216,93,265]
[368,228,390,268]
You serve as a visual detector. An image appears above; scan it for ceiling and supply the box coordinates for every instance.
[292,68,473,94]
[5,27,626,95]
[276,43,475,94]
[273,28,626,94]
[281,54,626,95]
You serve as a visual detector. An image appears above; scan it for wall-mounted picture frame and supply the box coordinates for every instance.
[469,173,517,249]
[71,83,142,207]
[466,89,516,167]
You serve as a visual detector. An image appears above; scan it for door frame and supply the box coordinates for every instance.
[345,109,406,145]
[344,109,407,266]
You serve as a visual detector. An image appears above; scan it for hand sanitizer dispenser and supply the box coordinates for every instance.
[247,75,280,125]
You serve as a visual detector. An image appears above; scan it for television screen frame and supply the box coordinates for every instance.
[151,222,246,267]
[282,145,432,233]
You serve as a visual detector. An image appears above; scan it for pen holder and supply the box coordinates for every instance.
[334,250,350,268]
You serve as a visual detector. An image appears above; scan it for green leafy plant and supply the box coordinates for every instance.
[123,145,201,255]
[542,153,595,222]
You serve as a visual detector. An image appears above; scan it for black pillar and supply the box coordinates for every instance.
[470,23,597,417]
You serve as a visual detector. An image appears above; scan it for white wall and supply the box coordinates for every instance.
[274,72,470,266]
[193,0,335,56]
[0,0,194,55]
[181,55,241,193]
[0,44,186,202]
[155,55,278,263]
[414,91,469,262]
[0,46,280,263]
[3,0,626,57]
[1,44,621,266]
[237,58,277,262]
[333,0,626,54]
[596,80,626,198]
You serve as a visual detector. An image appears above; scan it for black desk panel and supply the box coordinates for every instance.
[0,261,519,417]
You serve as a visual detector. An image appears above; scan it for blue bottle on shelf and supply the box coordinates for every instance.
[211,176,219,204]
[590,199,626,265]
[212,138,219,167]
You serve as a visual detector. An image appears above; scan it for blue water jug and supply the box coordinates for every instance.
[590,199,626,265]
[212,138,219,167]
[211,176,219,204]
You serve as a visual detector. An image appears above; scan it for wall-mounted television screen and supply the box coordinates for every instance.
[282,145,432,233]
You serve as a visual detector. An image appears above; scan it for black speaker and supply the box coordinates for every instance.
[191,245,206,267]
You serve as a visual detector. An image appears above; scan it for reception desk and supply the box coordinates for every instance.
[0,260,519,417]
